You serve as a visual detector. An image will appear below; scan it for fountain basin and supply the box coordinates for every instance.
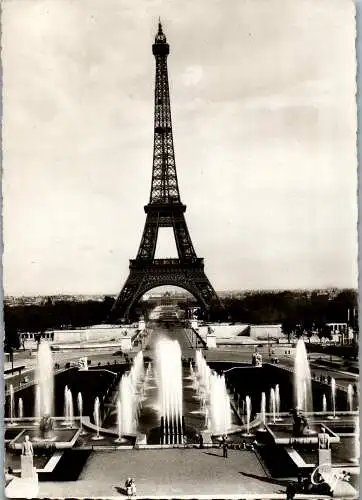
[265,422,339,446]
[8,427,81,450]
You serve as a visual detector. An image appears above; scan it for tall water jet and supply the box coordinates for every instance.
[322,394,327,413]
[119,373,136,434]
[156,338,183,444]
[35,386,41,420]
[36,342,54,417]
[328,377,338,419]
[270,388,276,423]
[9,384,16,425]
[130,350,145,392]
[294,339,313,413]
[92,396,103,440]
[260,392,266,429]
[18,398,23,419]
[194,350,211,398]
[115,399,125,443]
[77,392,85,434]
[209,371,232,435]
[64,387,74,427]
[275,384,283,420]
[243,396,253,436]
[350,414,360,463]
[347,384,354,412]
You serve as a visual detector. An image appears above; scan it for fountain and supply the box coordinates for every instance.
[35,386,41,420]
[77,392,86,435]
[114,399,126,443]
[347,384,354,412]
[275,384,283,421]
[322,394,327,413]
[130,351,145,390]
[7,340,81,450]
[92,397,103,440]
[18,398,23,419]
[156,338,183,444]
[242,395,254,436]
[117,351,148,435]
[37,414,56,440]
[328,377,339,419]
[209,371,232,435]
[260,392,266,430]
[8,384,16,425]
[294,339,313,413]
[270,388,276,424]
[119,373,136,434]
[35,341,54,418]
[350,414,360,463]
[63,386,74,427]
[194,350,211,399]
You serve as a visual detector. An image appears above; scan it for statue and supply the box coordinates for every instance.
[290,408,309,437]
[318,427,330,449]
[21,435,33,456]
[21,435,37,480]
[39,414,55,439]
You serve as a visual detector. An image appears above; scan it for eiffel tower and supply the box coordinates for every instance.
[111,22,221,321]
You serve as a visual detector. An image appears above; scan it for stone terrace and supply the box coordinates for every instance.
[38,448,287,497]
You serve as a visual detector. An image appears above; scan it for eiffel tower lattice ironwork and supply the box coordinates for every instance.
[111,22,221,320]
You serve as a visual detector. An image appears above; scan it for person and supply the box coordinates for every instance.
[242,440,247,450]
[125,477,136,497]
[219,435,228,458]
[222,439,228,458]
[286,481,297,500]
[199,433,204,449]
[21,435,33,456]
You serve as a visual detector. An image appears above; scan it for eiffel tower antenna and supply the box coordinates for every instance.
[111,23,221,321]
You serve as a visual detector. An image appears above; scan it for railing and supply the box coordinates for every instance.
[130,257,204,268]
[268,362,349,392]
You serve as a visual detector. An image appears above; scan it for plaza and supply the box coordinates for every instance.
[4,319,360,499]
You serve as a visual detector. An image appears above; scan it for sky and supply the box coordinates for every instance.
[2,0,358,296]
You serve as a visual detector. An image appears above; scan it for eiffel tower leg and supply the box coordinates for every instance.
[111,267,146,321]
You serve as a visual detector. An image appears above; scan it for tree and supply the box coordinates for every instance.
[281,319,296,343]
[317,323,332,341]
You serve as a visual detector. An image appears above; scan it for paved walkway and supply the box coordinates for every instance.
[38,449,286,497]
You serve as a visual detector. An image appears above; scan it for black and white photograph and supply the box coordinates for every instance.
[2,0,359,498]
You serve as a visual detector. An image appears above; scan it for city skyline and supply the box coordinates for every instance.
[3,0,357,295]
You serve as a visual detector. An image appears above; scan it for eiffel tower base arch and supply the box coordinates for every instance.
[111,258,220,321]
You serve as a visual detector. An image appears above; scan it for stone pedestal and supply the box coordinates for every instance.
[21,455,37,480]
[206,334,217,349]
[120,335,132,351]
[318,448,332,469]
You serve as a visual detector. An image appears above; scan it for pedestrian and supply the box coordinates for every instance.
[125,477,136,497]
[220,435,228,458]
[286,481,297,500]
[222,440,228,458]
[199,433,204,449]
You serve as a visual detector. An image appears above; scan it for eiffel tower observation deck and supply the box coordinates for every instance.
[111,22,221,321]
